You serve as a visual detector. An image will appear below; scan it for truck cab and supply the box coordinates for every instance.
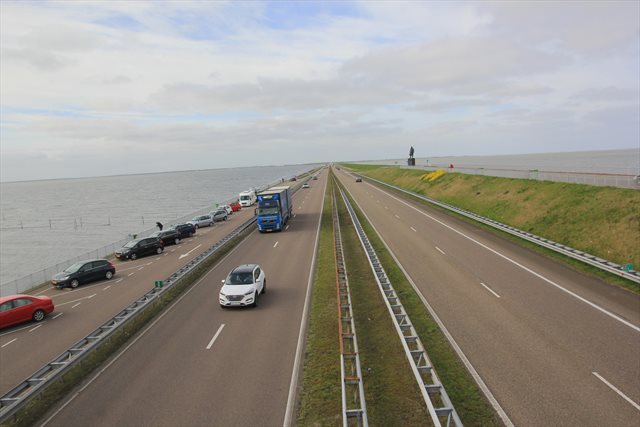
[256,186,292,232]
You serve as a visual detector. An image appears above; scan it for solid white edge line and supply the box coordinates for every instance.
[481,282,501,298]
[283,174,327,427]
[39,228,258,427]
[340,174,515,427]
[592,372,640,411]
[2,338,17,348]
[435,246,446,255]
[366,180,640,333]
[206,324,225,350]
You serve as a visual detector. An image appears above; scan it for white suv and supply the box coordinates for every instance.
[219,264,266,307]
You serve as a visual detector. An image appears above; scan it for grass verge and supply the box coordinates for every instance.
[344,164,639,294]
[335,175,434,426]
[2,225,255,427]
[336,177,502,426]
[295,179,342,426]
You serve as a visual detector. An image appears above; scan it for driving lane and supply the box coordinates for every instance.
[42,171,327,426]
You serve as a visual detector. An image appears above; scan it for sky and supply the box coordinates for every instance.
[1,1,639,182]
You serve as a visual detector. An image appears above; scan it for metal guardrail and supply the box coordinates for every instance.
[0,215,258,423]
[337,182,462,427]
[332,187,368,427]
[352,173,640,284]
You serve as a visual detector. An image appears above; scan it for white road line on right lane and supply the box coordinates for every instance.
[29,325,43,333]
[128,273,134,277]
[52,313,63,320]
[481,282,501,298]
[2,338,17,348]
[410,226,417,232]
[394,214,400,219]
[273,241,279,248]
[435,246,446,255]
[592,372,640,411]
[115,279,123,284]
[206,324,225,350]
[285,225,290,230]
[103,286,111,290]
[366,181,640,333]
[71,303,81,309]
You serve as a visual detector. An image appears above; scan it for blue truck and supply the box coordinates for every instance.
[256,186,293,232]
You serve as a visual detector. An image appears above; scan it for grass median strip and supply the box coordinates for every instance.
[296,180,341,426]
[337,177,502,426]
[2,225,255,427]
[335,176,433,426]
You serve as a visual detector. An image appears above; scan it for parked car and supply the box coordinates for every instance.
[290,177,297,181]
[150,229,181,245]
[219,264,266,308]
[210,208,228,222]
[51,259,116,289]
[188,215,214,228]
[302,183,310,189]
[228,201,241,212]
[355,177,362,182]
[312,176,318,180]
[223,205,233,215]
[115,237,164,260]
[169,223,196,238]
[0,295,54,329]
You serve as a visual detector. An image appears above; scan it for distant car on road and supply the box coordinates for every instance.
[0,295,54,329]
[169,223,196,238]
[355,177,362,182]
[302,183,310,189]
[150,229,181,245]
[51,259,115,289]
[228,201,241,212]
[188,215,214,228]
[290,177,297,182]
[115,237,164,261]
[312,176,318,180]
[219,264,266,308]
[210,208,228,222]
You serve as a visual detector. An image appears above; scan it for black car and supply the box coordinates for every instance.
[355,177,362,182]
[115,237,164,260]
[51,259,115,289]
[170,223,196,238]
[150,229,181,245]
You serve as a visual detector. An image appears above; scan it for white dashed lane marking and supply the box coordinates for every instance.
[435,246,446,255]
[410,226,417,232]
[481,282,501,298]
[273,241,279,248]
[29,325,43,333]
[71,303,81,309]
[2,338,17,348]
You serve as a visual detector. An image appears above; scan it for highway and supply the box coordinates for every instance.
[0,202,265,396]
[39,171,327,426]
[334,168,640,426]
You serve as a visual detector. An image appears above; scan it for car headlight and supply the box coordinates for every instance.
[244,290,255,296]
[219,292,226,297]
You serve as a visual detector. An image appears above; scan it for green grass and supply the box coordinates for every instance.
[343,164,640,293]
[296,180,342,427]
[336,180,502,426]
[334,176,433,426]
[2,226,255,427]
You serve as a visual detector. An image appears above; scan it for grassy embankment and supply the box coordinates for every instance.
[344,164,640,293]
[297,174,499,426]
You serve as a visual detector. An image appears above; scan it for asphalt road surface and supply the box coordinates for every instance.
[334,168,640,426]
[40,171,327,427]
[0,196,278,395]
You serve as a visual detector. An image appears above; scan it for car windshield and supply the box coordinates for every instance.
[258,207,279,216]
[123,240,139,248]
[226,272,254,285]
[64,262,85,273]
[240,195,249,200]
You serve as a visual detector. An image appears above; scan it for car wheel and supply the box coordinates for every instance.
[131,253,138,260]
[105,271,113,280]
[262,279,266,294]
[253,291,259,307]
[33,309,45,322]
[175,237,180,244]
[70,279,80,289]
[223,217,227,221]
[156,247,163,254]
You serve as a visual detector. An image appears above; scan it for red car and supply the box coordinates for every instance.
[0,295,54,329]
[228,201,241,212]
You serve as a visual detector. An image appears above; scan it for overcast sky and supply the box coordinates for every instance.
[1,1,638,181]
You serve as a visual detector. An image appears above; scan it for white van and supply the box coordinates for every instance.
[239,189,257,207]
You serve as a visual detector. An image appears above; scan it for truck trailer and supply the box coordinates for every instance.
[256,186,292,232]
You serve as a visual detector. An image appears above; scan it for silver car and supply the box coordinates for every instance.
[210,208,228,222]
[188,215,214,228]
